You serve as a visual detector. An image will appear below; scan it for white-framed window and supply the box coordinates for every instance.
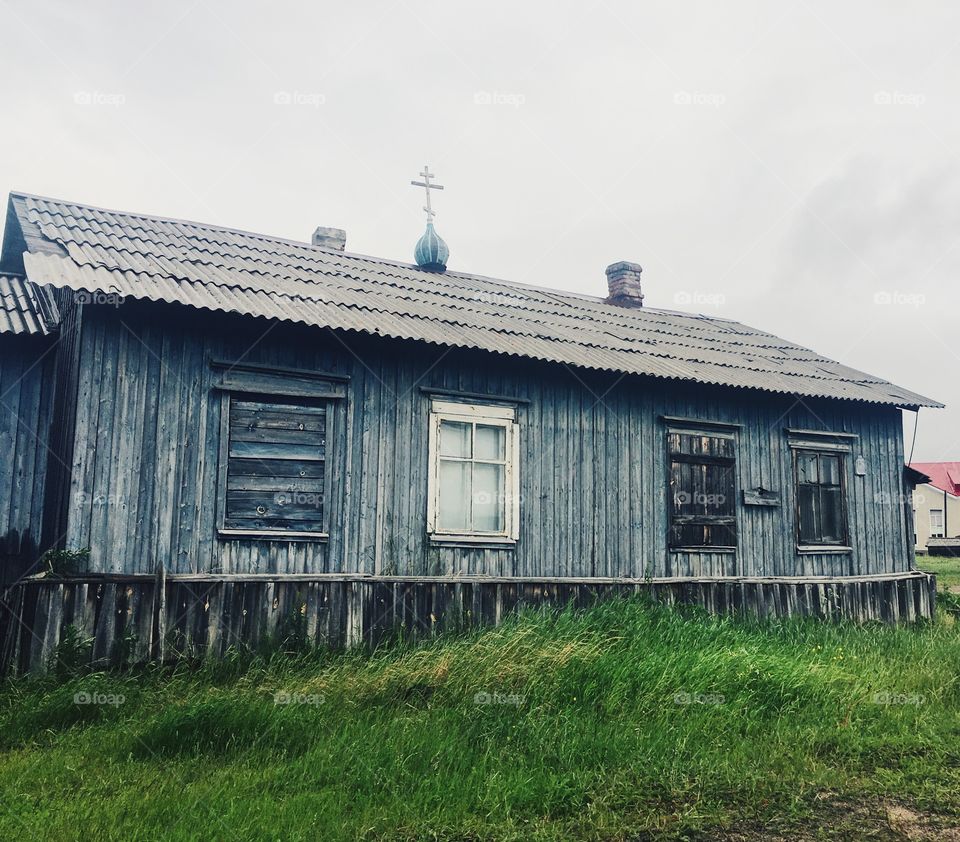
[930,508,944,538]
[426,400,519,543]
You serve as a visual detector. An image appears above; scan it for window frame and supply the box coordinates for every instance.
[930,508,945,538]
[211,362,347,542]
[666,425,739,552]
[791,445,850,549]
[426,400,520,545]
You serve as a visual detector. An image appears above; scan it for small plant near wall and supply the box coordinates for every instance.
[110,627,139,670]
[40,548,90,578]
[50,624,94,677]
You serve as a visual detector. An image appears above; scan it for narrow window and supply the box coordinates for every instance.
[428,401,518,541]
[667,430,737,549]
[930,509,944,538]
[221,396,328,535]
[794,450,848,546]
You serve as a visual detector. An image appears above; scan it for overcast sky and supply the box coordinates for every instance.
[1,1,958,459]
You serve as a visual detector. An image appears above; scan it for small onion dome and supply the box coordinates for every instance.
[414,222,449,272]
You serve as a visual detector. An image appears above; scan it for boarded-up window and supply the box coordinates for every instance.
[667,430,737,549]
[794,450,847,546]
[222,397,328,534]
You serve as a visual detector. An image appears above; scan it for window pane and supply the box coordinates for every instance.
[798,485,819,542]
[672,461,691,514]
[473,463,505,532]
[439,460,470,530]
[672,522,705,547]
[439,421,471,458]
[475,424,505,461]
[820,455,840,486]
[703,463,734,516]
[714,437,733,458]
[797,453,818,484]
[819,487,843,543]
[671,461,735,518]
[708,522,736,547]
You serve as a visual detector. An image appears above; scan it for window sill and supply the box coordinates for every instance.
[218,528,329,542]
[429,533,517,549]
[670,546,737,554]
[797,544,852,554]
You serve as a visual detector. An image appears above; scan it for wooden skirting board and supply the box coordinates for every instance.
[0,571,937,674]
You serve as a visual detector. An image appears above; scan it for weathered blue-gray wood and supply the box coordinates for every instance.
[0,570,937,674]
[0,334,55,581]
[44,302,918,584]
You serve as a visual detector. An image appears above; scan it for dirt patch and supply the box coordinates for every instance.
[884,803,960,841]
[703,796,960,841]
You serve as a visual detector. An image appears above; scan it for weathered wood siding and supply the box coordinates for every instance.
[0,334,56,581]
[58,303,914,579]
[0,571,938,673]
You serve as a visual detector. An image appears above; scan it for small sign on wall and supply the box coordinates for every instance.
[743,488,780,507]
[855,455,867,476]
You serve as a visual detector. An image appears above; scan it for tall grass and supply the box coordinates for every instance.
[1,598,959,840]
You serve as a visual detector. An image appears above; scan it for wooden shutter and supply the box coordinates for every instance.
[223,397,327,534]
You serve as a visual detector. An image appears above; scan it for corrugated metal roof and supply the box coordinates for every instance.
[8,191,942,408]
[0,271,53,335]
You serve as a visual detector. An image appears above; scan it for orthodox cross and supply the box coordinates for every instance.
[410,166,444,223]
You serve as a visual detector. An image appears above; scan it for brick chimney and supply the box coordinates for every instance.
[312,226,346,251]
[605,261,643,308]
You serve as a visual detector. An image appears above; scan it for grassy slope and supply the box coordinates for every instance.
[1,600,959,841]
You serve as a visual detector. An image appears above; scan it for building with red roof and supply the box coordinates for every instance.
[909,462,960,554]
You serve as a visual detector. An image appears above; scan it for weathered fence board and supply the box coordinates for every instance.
[0,571,937,674]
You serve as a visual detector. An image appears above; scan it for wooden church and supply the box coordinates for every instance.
[0,174,942,669]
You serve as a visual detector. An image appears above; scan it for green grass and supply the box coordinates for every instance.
[918,555,960,592]
[1,600,960,840]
